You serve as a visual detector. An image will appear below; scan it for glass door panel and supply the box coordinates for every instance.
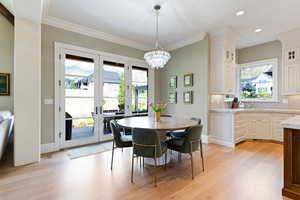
[131,66,148,115]
[101,60,126,139]
[62,52,100,148]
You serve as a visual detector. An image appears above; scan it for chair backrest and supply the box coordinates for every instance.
[132,128,163,158]
[191,117,201,125]
[110,120,123,147]
[0,115,13,160]
[161,114,172,117]
[182,125,203,153]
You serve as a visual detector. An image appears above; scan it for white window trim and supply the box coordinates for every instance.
[237,58,278,103]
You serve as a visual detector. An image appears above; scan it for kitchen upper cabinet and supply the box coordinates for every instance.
[283,47,300,95]
[279,29,300,95]
[210,29,237,95]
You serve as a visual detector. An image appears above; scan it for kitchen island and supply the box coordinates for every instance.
[281,116,300,199]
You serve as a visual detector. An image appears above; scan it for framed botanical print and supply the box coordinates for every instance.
[0,73,10,96]
[183,91,193,104]
[169,76,177,89]
[168,91,177,104]
[184,73,193,87]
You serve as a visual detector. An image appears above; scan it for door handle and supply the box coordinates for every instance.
[99,106,103,114]
[95,107,98,115]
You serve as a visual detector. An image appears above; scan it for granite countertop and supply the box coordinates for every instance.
[209,108,300,114]
[281,116,300,129]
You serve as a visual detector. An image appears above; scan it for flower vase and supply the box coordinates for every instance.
[155,112,161,122]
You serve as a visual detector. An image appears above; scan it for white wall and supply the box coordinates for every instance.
[14,18,41,166]
[0,14,14,111]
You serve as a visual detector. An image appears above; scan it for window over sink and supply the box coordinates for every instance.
[237,58,278,102]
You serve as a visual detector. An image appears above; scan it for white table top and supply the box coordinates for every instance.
[117,116,198,131]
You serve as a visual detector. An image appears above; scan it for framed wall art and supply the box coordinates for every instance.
[168,91,177,104]
[184,73,193,87]
[183,91,193,104]
[168,76,177,89]
[0,73,10,96]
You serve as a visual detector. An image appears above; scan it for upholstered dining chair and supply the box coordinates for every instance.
[167,125,204,179]
[161,114,172,117]
[110,120,133,170]
[131,128,167,186]
[170,117,201,138]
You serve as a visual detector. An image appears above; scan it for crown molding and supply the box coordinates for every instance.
[166,32,207,51]
[42,16,152,51]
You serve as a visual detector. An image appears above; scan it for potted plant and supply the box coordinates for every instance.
[150,103,167,122]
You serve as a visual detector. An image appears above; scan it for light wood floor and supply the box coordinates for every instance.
[0,141,291,200]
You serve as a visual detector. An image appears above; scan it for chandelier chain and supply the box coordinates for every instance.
[155,9,159,48]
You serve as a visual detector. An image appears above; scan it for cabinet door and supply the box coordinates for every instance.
[285,65,298,93]
[272,114,294,142]
[285,47,300,65]
[255,119,271,140]
[224,65,235,94]
[247,120,257,139]
[234,114,248,143]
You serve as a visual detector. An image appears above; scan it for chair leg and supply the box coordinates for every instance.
[164,151,167,170]
[139,156,142,168]
[178,152,182,162]
[154,146,157,187]
[131,150,134,183]
[110,141,115,170]
[190,152,194,180]
[154,157,157,187]
[200,140,204,172]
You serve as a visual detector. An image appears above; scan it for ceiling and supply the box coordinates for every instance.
[5,0,300,50]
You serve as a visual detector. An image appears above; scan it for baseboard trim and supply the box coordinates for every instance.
[202,135,209,143]
[209,137,235,148]
[41,143,59,154]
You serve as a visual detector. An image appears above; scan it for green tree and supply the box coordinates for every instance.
[118,74,125,107]
[241,83,257,98]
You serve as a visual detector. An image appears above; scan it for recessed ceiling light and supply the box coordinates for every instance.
[255,28,262,33]
[236,10,245,16]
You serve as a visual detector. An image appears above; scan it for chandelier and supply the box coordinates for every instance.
[144,5,171,69]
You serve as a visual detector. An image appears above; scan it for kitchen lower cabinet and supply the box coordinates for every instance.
[209,112,295,147]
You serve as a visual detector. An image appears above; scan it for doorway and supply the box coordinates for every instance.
[55,43,152,149]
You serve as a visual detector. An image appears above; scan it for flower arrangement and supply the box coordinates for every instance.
[150,103,168,112]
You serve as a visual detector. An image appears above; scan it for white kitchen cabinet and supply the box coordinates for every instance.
[283,47,300,95]
[210,29,237,95]
[209,112,234,147]
[271,114,295,142]
[209,111,296,147]
[279,28,300,95]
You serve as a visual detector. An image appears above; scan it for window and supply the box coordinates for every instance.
[131,66,148,113]
[237,58,278,102]
[103,61,125,115]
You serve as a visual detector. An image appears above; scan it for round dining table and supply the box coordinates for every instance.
[117,116,199,165]
[117,116,198,131]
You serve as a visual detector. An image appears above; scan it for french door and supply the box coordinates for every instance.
[59,49,102,148]
[57,47,150,149]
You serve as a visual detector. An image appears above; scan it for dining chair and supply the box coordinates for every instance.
[110,120,133,170]
[170,117,201,138]
[161,114,172,117]
[166,125,204,179]
[131,128,167,186]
